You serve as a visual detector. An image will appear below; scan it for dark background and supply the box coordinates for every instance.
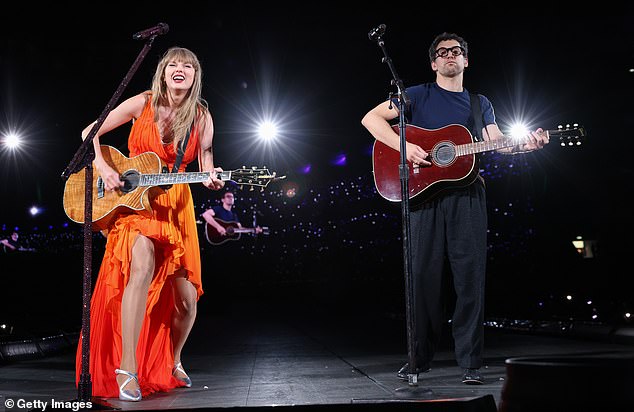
[1,3,633,335]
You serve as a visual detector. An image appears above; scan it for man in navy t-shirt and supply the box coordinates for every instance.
[361,32,549,385]
[201,191,262,241]
[202,191,241,237]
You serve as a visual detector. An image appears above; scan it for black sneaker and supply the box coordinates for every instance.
[461,368,484,385]
[397,362,431,381]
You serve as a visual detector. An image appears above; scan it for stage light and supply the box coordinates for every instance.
[572,235,596,258]
[508,123,529,139]
[0,323,11,335]
[29,206,41,216]
[3,133,22,149]
[257,121,278,141]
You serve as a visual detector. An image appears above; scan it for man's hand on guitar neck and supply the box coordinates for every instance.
[523,128,550,151]
[508,128,550,154]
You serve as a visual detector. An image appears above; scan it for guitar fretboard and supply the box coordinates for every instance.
[457,137,517,156]
[139,171,231,186]
[456,129,561,156]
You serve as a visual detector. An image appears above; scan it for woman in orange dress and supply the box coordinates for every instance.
[75,47,225,401]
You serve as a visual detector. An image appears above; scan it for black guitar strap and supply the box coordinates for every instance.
[469,92,484,142]
[171,124,193,173]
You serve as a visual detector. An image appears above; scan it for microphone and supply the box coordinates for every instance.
[133,23,169,40]
[368,24,386,41]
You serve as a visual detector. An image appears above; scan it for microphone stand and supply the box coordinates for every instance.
[60,34,161,407]
[369,27,429,394]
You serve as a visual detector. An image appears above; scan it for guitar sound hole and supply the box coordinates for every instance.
[433,143,456,166]
[120,170,141,194]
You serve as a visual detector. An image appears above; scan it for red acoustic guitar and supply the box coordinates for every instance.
[372,123,585,205]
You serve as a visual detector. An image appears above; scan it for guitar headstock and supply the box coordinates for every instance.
[550,123,586,147]
[222,166,286,192]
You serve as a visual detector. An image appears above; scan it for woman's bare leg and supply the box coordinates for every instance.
[116,235,155,391]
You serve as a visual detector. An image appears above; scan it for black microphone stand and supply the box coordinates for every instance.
[369,26,430,394]
[60,33,162,407]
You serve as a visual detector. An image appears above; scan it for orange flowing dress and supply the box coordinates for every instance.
[75,95,204,398]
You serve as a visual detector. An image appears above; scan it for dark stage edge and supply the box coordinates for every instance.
[1,302,633,412]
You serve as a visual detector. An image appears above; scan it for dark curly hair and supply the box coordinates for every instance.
[428,32,469,63]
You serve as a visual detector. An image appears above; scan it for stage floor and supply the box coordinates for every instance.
[2,298,634,412]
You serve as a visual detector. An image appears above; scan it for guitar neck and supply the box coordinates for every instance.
[456,128,571,156]
[232,228,258,234]
[139,171,232,187]
[457,136,518,156]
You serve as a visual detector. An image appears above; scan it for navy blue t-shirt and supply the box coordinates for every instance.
[395,82,496,138]
[212,205,239,223]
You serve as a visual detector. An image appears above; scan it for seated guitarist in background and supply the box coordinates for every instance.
[75,47,225,402]
[201,190,263,238]
[361,32,549,385]
[1,231,23,252]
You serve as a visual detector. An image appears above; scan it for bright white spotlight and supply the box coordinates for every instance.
[3,133,22,149]
[257,121,278,141]
[508,123,529,140]
[29,206,41,216]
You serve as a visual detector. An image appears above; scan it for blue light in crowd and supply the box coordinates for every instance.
[332,153,347,166]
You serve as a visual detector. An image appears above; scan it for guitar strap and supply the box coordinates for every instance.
[171,123,193,173]
[469,92,484,142]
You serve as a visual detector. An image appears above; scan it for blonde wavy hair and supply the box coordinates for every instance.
[150,47,209,151]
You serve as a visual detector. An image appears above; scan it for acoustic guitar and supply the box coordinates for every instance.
[205,218,269,245]
[63,145,282,231]
[372,123,585,205]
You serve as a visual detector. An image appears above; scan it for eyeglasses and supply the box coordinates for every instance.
[435,46,465,59]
